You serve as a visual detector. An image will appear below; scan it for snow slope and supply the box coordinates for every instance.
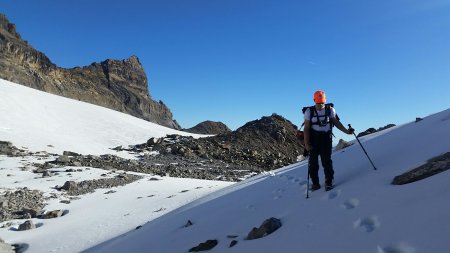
[85,108,450,253]
[0,78,204,157]
[0,79,233,252]
[1,78,449,253]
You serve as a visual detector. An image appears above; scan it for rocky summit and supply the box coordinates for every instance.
[0,14,180,129]
[183,121,231,135]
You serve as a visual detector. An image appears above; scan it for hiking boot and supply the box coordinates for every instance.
[325,179,333,191]
[310,184,321,191]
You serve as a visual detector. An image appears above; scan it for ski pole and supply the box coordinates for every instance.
[348,124,377,170]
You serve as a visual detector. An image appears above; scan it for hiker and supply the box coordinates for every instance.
[303,90,354,191]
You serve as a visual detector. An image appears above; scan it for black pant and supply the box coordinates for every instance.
[308,130,333,185]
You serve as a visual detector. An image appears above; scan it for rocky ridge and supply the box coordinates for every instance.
[124,113,305,171]
[357,124,396,138]
[0,14,179,129]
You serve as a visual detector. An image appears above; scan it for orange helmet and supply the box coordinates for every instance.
[313,90,326,104]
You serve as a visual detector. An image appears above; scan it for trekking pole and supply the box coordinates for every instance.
[303,149,310,199]
[348,124,377,170]
[306,167,310,199]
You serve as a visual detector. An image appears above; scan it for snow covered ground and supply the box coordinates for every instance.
[1,78,450,253]
[0,79,233,252]
[84,111,450,252]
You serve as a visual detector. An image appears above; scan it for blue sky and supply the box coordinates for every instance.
[2,0,449,142]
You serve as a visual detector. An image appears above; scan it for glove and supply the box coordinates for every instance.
[348,127,355,135]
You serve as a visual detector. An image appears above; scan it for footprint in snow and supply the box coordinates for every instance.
[272,188,285,199]
[354,216,380,232]
[377,242,416,253]
[341,198,360,210]
[321,189,341,200]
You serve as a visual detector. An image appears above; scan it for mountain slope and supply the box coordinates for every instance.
[0,14,180,129]
[86,108,450,253]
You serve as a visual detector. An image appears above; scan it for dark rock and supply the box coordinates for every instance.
[229,240,238,248]
[60,181,78,191]
[184,220,193,228]
[147,137,163,145]
[63,151,81,157]
[335,139,352,151]
[21,208,39,218]
[0,141,29,157]
[39,210,64,219]
[357,124,396,137]
[246,217,282,240]
[415,117,423,122]
[17,220,35,231]
[189,240,218,252]
[183,121,231,135]
[0,14,180,129]
[0,188,45,222]
[392,152,450,185]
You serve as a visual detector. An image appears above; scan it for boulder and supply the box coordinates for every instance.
[39,210,64,219]
[189,240,218,252]
[246,217,282,240]
[17,220,35,231]
[335,139,352,151]
[63,151,81,157]
[60,181,78,191]
[392,152,450,185]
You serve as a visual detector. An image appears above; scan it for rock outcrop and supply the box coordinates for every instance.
[335,139,352,151]
[246,217,282,240]
[131,113,305,171]
[0,14,180,129]
[357,124,396,138]
[183,121,231,135]
[392,152,450,185]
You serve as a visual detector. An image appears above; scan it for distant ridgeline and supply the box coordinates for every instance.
[0,14,180,129]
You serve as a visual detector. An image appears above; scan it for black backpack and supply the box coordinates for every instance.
[301,103,338,129]
[297,103,339,142]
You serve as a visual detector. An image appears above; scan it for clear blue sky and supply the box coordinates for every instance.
[2,0,449,142]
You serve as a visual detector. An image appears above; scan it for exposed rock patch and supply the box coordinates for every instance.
[0,141,31,157]
[45,152,250,181]
[57,174,143,196]
[246,217,282,240]
[392,152,450,185]
[0,188,45,222]
[189,239,218,252]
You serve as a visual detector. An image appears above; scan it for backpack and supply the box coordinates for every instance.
[296,103,339,143]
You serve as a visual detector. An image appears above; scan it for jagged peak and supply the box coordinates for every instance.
[0,13,21,40]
